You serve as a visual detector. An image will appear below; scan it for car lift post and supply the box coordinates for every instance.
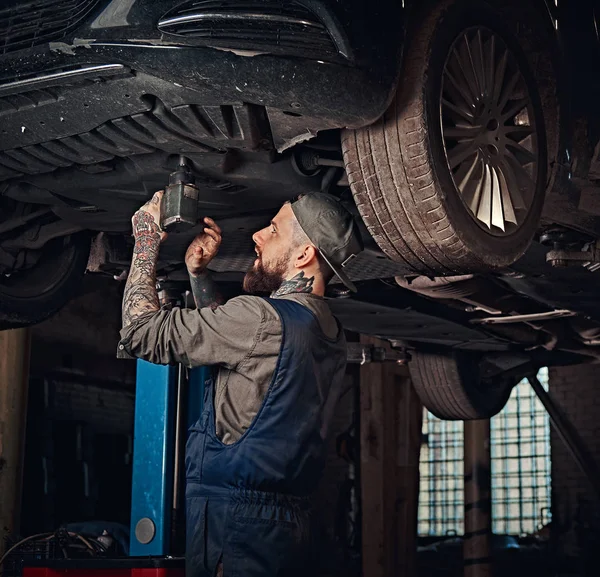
[129,361,209,557]
[129,360,177,556]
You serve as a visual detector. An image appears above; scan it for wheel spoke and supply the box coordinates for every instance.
[443,124,480,139]
[455,151,478,188]
[474,30,488,99]
[490,165,505,231]
[458,37,482,101]
[504,125,535,142]
[450,47,480,105]
[457,153,484,213]
[505,150,536,205]
[491,48,508,106]
[502,98,529,121]
[447,141,478,169]
[444,67,478,111]
[464,34,482,99]
[476,162,493,228]
[486,35,496,103]
[499,158,526,211]
[442,97,475,124]
[498,70,521,112]
[506,141,537,166]
[497,164,518,225]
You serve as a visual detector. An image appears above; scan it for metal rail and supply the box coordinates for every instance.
[528,374,600,501]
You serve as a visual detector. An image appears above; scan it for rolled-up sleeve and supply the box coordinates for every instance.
[117,296,265,368]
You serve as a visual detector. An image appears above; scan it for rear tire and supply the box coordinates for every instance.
[0,234,91,329]
[408,351,514,420]
[342,0,549,274]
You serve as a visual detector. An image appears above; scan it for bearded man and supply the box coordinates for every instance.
[118,191,363,577]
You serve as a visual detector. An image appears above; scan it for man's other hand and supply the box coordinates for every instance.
[185,217,222,277]
[132,190,168,243]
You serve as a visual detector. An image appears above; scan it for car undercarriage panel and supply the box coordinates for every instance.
[329,297,512,351]
[0,37,396,233]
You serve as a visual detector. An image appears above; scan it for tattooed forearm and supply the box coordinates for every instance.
[132,234,161,275]
[189,271,224,310]
[271,271,314,297]
[122,278,160,327]
[122,211,162,329]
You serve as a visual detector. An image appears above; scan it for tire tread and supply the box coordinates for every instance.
[409,351,512,420]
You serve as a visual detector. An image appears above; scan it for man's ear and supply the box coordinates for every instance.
[294,245,318,269]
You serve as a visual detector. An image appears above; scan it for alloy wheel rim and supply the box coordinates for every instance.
[440,27,539,236]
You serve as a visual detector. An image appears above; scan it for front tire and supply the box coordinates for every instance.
[342,0,548,274]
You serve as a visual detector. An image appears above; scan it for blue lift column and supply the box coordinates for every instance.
[129,360,208,557]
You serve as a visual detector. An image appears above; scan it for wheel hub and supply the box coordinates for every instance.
[440,27,539,236]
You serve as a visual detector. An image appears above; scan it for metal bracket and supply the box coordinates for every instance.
[546,240,600,270]
[346,343,410,365]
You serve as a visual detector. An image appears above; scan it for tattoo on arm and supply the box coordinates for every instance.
[122,212,162,329]
[272,271,314,297]
[189,271,224,310]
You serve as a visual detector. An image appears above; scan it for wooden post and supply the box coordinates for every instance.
[359,335,423,577]
[0,328,31,557]
[463,419,492,577]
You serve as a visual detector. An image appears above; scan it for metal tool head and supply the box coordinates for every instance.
[160,156,200,233]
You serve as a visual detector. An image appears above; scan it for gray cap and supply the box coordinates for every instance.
[290,192,364,292]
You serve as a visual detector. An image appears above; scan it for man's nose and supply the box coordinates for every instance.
[252,228,265,246]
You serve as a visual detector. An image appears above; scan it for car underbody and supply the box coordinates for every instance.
[2,69,600,370]
[4,0,600,419]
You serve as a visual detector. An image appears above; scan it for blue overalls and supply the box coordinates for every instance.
[185,297,347,577]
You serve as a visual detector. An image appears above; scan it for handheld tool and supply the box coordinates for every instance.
[160,155,200,233]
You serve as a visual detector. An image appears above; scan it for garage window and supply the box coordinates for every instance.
[418,368,551,536]
[418,411,464,535]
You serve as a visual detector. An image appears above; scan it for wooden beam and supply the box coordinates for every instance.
[360,335,422,577]
[463,419,492,577]
[0,328,31,557]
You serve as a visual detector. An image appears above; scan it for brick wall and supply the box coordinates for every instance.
[549,364,600,562]
[21,274,136,534]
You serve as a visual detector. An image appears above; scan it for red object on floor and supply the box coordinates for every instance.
[23,559,185,577]
[24,568,184,577]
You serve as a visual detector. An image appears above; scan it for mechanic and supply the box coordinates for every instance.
[117,191,363,577]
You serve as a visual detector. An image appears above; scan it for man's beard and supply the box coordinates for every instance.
[243,252,289,294]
